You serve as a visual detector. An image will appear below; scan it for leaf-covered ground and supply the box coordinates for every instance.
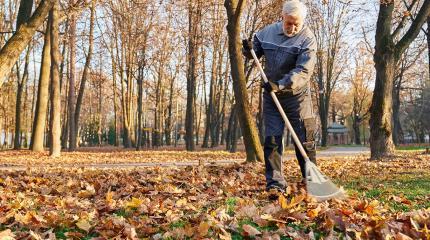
[0,150,429,239]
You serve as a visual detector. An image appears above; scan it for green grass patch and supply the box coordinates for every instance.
[113,208,132,218]
[339,173,430,212]
[396,145,429,151]
[169,220,187,229]
[226,197,237,215]
[54,227,98,239]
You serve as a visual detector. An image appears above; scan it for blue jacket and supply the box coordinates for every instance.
[253,21,317,96]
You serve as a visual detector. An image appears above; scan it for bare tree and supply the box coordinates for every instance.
[224,0,264,162]
[370,0,430,159]
[306,0,352,147]
[74,0,95,149]
[185,0,203,151]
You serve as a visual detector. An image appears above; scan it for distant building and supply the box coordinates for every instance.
[327,122,349,145]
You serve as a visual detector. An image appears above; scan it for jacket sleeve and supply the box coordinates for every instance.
[278,36,317,90]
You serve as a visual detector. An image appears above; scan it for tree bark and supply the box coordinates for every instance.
[16,0,34,30]
[31,22,51,151]
[224,0,264,162]
[48,2,61,157]
[0,0,55,89]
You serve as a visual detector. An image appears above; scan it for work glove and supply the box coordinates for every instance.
[242,39,253,58]
[262,81,280,93]
[242,39,252,51]
[262,81,293,93]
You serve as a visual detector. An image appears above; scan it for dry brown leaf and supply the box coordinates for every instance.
[0,229,15,240]
[242,224,262,237]
[198,221,210,237]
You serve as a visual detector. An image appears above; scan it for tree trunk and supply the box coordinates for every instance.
[13,0,34,149]
[224,0,264,162]
[31,22,51,151]
[185,2,201,151]
[427,17,430,81]
[74,1,95,146]
[0,0,55,89]
[226,103,236,151]
[203,44,218,148]
[67,11,77,150]
[49,3,61,157]
[370,3,396,158]
[110,41,119,147]
[352,114,361,145]
[230,108,239,153]
[165,75,175,146]
[392,84,403,145]
[16,0,34,30]
[14,49,30,149]
[136,65,143,150]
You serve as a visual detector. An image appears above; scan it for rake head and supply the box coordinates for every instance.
[305,160,346,202]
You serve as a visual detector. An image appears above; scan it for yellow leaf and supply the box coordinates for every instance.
[307,205,321,219]
[278,195,288,209]
[175,198,187,207]
[106,190,115,206]
[125,197,143,209]
[279,194,305,209]
[76,219,92,232]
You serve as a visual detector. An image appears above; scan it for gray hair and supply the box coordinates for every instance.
[282,0,307,20]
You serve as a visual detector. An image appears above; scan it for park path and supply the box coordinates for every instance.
[0,146,369,171]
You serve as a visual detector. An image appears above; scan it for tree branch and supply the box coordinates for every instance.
[0,0,56,89]
[395,0,430,59]
[392,0,418,39]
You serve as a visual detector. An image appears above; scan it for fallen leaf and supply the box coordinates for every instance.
[125,197,143,209]
[242,224,262,237]
[198,221,210,237]
[0,229,15,240]
[76,219,92,232]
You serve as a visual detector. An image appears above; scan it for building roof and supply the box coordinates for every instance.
[327,122,349,133]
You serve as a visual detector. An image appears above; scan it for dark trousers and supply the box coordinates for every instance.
[263,91,317,190]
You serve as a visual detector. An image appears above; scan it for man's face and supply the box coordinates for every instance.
[282,14,303,37]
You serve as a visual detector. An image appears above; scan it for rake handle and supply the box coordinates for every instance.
[250,49,310,162]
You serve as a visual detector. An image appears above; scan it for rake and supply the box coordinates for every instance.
[250,48,346,202]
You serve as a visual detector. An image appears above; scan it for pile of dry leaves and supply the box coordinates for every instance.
[0,151,429,239]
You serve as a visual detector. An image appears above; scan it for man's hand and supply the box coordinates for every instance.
[279,81,293,91]
[262,81,280,92]
[242,39,253,59]
[242,39,252,51]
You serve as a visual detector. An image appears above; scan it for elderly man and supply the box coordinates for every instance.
[242,0,317,198]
